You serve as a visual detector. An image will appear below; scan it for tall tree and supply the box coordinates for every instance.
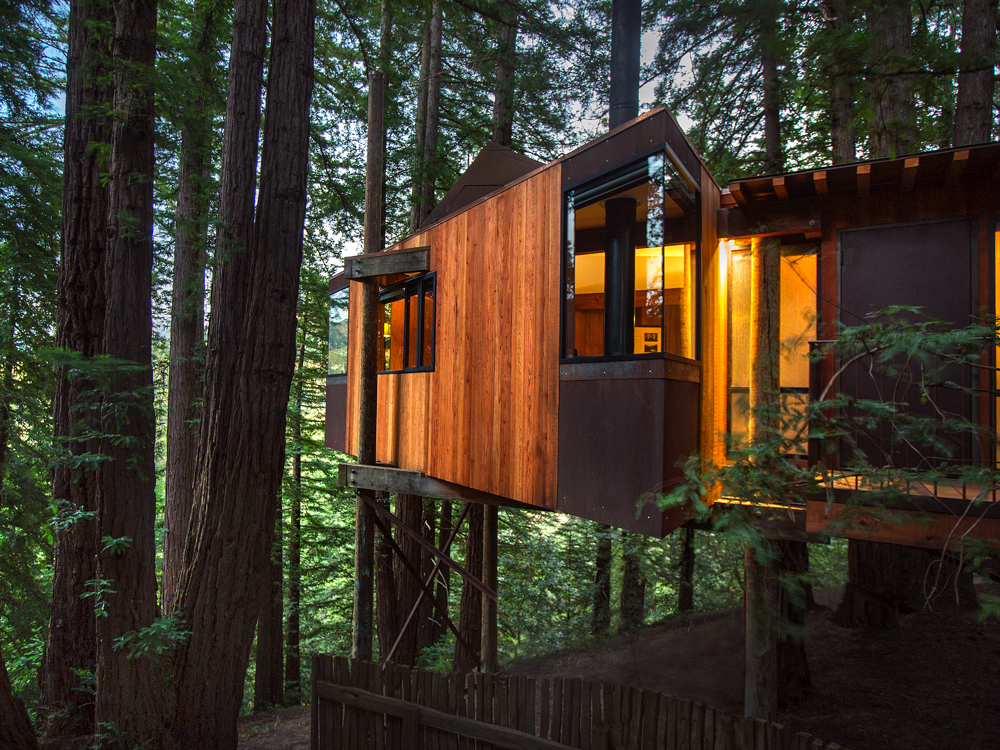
[163,0,225,615]
[0,646,37,750]
[170,0,314,744]
[95,0,162,744]
[953,0,997,145]
[820,0,857,161]
[591,524,612,636]
[758,0,784,173]
[43,0,112,737]
[255,506,284,711]
[865,0,916,155]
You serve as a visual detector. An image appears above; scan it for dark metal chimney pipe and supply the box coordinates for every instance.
[609,0,641,130]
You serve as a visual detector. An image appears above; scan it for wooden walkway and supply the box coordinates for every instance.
[311,656,852,750]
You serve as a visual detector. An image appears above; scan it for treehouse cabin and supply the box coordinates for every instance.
[328,107,1000,549]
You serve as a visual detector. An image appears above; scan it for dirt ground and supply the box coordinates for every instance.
[238,585,1000,750]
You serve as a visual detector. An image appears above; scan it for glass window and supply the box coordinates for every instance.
[563,151,698,360]
[380,273,435,372]
[728,243,817,454]
[328,285,350,376]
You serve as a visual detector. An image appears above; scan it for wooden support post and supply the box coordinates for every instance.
[481,504,498,672]
[744,545,779,721]
[352,70,386,662]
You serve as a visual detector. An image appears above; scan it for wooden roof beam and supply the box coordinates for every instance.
[730,182,747,205]
[900,157,919,192]
[771,176,789,200]
[344,245,430,280]
[812,170,827,195]
[947,149,970,185]
[856,164,870,197]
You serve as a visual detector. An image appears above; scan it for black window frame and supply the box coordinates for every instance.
[559,144,701,365]
[379,271,437,374]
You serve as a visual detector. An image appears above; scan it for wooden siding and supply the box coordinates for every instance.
[345,165,562,509]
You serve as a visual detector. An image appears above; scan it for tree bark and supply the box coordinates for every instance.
[823,0,856,162]
[417,500,439,653]
[254,505,284,711]
[776,540,810,708]
[759,0,783,173]
[375,496,399,661]
[170,0,313,745]
[491,4,517,147]
[408,18,432,233]
[285,335,306,702]
[44,0,112,737]
[834,541,977,628]
[0,646,37,750]
[678,527,695,613]
[95,2,163,745]
[431,501,453,645]
[866,0,916,156]
[592,524,612,637]
[953,0,997,146]
[744,544,778,721]
[392,494,425,664]
[163,2,221,616]
[619,531,646,634]
[481,504,498,672]
[417,0,443,226]
[454,502,483,671]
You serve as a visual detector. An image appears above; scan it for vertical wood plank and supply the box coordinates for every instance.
[626,688,641,750]
[539,677,550,740]
[753,718,767,750]
[608,684,622,749]
[525,676,535,737]
[793,733,812,750]
[496,674,509,730]
[666,696,678,750]
[704,706,716,750]
[640,690,658,750]
[569,678,582,748]
[715,713,734,750]
[483,672,494,725]
[690,701,704,750]
[551,679,564,743]
[655,694,668,750]
[310,655,320,750]
[580,680,592,750]
[676,698,692,750]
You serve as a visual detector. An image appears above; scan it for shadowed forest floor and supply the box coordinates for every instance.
[238,585,1000,750]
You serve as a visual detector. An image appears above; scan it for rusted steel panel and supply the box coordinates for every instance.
[325,376,348,453]
[557,377,667,536]
[839,218,975,469]
[662,379,701,535]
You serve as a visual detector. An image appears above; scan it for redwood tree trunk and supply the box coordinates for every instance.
[255,506,284,711]
[619,531,646,634]
[392,494,425,664]
[416,0,442,225]
[170,0,314,745]
[0,646,37,750]
[408,18,432,233]
[491,5,517,147]
[592,524,612,637]
[759,0,783,173]
[95,1,162,745]
[163,3,221,615]
[953,0,997,146]
[431,500,453,645]
[454,502,483,671]
[44,0,111,737]
[867,0,915,156]
[823,0,856,162]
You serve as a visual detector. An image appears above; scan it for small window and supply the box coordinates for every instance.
[380,273,436,373]
[563,150,698,361]
[328,285,350,376]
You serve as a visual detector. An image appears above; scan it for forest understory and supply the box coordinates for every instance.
[238,583,1000,750]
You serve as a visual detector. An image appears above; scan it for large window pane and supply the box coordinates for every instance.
[378,272,436,372]
[328,287,350,376]
[563,151,698,360]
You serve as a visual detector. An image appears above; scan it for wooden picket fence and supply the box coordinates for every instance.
[310,656,851,750]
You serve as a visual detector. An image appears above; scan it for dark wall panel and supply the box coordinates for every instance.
[839,218,975,467]
[558,378,666,536]
[325,377,348,454]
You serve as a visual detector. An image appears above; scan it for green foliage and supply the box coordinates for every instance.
[113,614,191,660]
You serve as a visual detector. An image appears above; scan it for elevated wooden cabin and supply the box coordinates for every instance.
[328,108,1000,548]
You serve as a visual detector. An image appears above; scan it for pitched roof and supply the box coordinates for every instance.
[420,142,543,228]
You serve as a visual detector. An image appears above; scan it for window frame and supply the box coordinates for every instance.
[559,144,701,365]
[378,271,437,374]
